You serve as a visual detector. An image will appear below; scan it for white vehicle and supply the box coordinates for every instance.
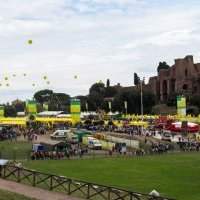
[51,130,78,143]
[83,136,102,150]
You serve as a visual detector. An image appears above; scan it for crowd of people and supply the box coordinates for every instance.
[0,121,200,161]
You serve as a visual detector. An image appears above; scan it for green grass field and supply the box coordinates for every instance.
[0,189,34,200]
[24,153,200,200]
[0,141,32,160]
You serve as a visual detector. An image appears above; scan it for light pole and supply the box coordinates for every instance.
[140,77,145,135]
[85,102,88,113]
[124,101,127,116]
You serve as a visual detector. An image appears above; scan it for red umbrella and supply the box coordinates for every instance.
[168,122,199,133]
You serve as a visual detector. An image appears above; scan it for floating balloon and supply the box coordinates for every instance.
[43,76,47,80]
[6,83,9,87]
[4,77,8,81]
[32,83,35,87]
[23,73,27,77]
[0,83,2,87]
[46,81,50,85]
[28,40,32,44]
[12,74,16,77]
[74,75,78,79]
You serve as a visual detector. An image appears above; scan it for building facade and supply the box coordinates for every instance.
[148,55,200,102]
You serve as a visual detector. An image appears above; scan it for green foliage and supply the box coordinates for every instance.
[187,106,199,116]
[4,104,17,117]
[190,94,200,109]
[157,61,170,73]
[33,90,70,112]
[134,73,140,85]
[104,86,117,98]
[89,83,105,96]
[166,92,178,106]
[34,89,53,104]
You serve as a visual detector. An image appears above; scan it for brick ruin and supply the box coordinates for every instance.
[148,55,200,102]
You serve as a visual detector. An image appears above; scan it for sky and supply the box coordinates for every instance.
[0,0,200,103]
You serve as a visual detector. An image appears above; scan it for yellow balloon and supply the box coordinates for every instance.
[23,73,27,76]
[46,81,50,85]
[28,40,32,44]
[32,83,35,87]
[0,83,2,86]
[13,74,16,77]
[43,76,47,80]
[4,77,8,81]
[6,83,9,87]
[74,75,78,79]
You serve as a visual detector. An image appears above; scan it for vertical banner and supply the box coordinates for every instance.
[177,96,186,116]
[70,99,81,123]
[26,100,37,115]
[0,106,4,117]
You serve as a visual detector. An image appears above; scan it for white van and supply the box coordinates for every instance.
[51,130,78,143]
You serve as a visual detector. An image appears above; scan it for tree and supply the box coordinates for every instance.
[88,91,104,111]
[106,79,110,87]
[4,105,16,117]
[76,95,89,111]
[134,73,140,86]
[89,83,105,96]
[34,90,71,112]
[104,87,117,98]
[190,94,200,109]
[34,89,53,104]
[12,99,25,112]
[157,62,170,73]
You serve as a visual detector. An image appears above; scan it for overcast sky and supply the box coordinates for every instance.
[0,0,200,103]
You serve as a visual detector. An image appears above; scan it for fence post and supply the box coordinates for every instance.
[130,192,133,200]
[108,187,111,200]
[68,179,71,195]
[50,175,53,191]
[87,183,90,199]
[17,167,20,182]
[32,171,36,187]
[3,165,6,178]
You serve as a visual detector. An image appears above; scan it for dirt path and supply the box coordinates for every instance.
[0,179,80,200]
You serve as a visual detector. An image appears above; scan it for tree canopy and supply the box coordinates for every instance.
[157,62,170,73]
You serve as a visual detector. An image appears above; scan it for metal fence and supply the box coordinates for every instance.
[1,165,175,200]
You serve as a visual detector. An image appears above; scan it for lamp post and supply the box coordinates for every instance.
[140,77,145,135]
[124,101,127,116]
[85,102,88,113]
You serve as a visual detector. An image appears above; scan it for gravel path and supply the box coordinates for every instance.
[0,179,80,200]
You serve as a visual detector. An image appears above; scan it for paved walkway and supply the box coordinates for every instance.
[0,179,80,200]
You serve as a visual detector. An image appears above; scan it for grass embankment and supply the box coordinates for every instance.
[24,152,200,200]
[0,141,32,160]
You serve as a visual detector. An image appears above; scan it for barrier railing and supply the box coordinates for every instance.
[1,165,175,200]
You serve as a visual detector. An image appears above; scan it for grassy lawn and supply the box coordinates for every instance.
[0,189,34,200]
[0,141,32,160]
[24,153,200,200]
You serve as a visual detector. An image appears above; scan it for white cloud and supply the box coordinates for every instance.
[0,0,200,102]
